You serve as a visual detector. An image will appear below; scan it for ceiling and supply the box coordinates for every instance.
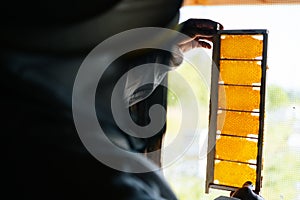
[183,0,300,6]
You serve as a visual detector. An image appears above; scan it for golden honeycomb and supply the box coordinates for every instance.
[220,35,263,59]
[215,135,258,163]
[217,110,259,137]
[219,60,262,85]
[218,85,260,111]
[214,161,257,188]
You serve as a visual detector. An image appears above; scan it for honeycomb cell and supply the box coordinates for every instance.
[218,85,260,111]
[217,110,259,137]
[214,161,257,188]
[220,35,263,59]
[219,60,262,85]
[215,135,258,163]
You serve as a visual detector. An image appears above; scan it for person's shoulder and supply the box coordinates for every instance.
[215,196,240,200]
[232,185,264,200]
[237,186,251,193]
[232,187,252,198]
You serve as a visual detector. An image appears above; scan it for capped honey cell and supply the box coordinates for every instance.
[214,160,257,188]
[217,110,259,137]
[219,60,262,86]
[218,85,260,111]
[215,135,258,163]
[220,35,263,59]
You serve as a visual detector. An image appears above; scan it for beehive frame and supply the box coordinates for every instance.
[206,29,268,194]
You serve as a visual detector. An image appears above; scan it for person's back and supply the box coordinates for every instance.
[1,1,223,199]
[1,1,182,199]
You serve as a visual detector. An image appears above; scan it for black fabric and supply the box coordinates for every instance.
[1,0,183,53]
[1,0,121,27]
[232,187,260,200]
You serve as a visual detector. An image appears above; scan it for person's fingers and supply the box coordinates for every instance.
[218,22,224,30]
[177,18,223,51]
[179,39,212,52]
[179,18,224,42]
[180,32,213,44]
[196,35,214,42]
[183,18,223,31]
[198,19,223,30]
[181,27,219,40]
[198,40,212,49]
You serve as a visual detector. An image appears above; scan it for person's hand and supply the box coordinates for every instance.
[168,19,223,67]
[177,18,223,53]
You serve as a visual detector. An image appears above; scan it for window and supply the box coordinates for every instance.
[163,5,300,200]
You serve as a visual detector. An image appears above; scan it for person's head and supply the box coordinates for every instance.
[242,181,254,190]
